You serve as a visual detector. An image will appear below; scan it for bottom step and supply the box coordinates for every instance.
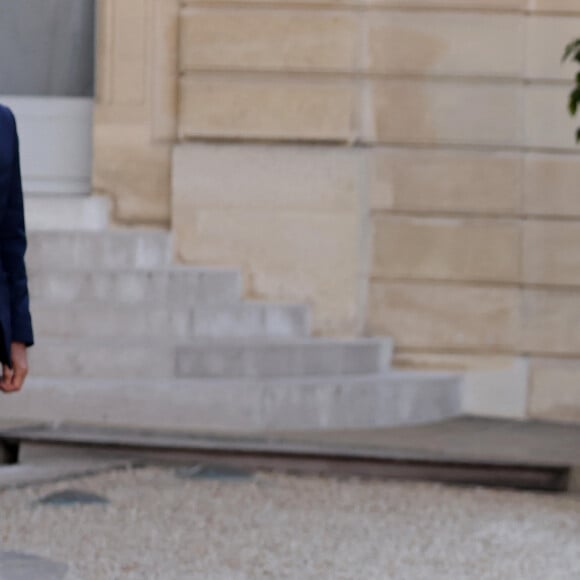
[0,373,462,433]
[0,458,132,490]
[1,417,575,492]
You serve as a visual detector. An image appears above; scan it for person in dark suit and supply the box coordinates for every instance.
[0,104,33,392]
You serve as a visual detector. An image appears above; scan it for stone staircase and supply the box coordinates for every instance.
[0,224,463,433]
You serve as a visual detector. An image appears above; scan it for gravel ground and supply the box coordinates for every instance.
[0,465,579,580]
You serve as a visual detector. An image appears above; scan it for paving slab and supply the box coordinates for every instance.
[3,417,580,468]
[36,489,109,506]
[0,459,133,489]
[0,551,68,580]
[175,464,254,482]
[274,417,580,468]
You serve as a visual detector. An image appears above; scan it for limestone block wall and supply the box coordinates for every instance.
[93,0,178,224]
[361,1,580,423]
[95,0,580,420]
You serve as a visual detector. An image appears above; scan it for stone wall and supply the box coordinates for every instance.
[95,0,580,420]
[173,1,371,336]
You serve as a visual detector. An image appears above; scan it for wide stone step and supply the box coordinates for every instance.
[0,372,462,432]
[28,338,393,380]
[25,195,110,231]
[26,229,172,270]
[28,267,242,304]
[31,301,311,339]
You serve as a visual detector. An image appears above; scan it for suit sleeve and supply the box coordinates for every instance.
[0,111,33,347]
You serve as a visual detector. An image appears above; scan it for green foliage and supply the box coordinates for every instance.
[563,38,580,143]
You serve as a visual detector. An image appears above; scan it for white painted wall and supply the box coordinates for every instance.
[0,97,93,196]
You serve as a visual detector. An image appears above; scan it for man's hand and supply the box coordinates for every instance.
[0,342,28,393]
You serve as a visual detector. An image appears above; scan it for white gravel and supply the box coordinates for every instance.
[0,465,578,579]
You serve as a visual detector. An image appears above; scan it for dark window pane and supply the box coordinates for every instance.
[0,0,95,97]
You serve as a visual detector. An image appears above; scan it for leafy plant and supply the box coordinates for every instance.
[563,38,580,142]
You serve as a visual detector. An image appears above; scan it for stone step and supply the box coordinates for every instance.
[31,301,311,340]
[28,267,243,305]
[25,195,110,231]
[28,338,393,380]
[26,229,172,270]
[0,372,462,432]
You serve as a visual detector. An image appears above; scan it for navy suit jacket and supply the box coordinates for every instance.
[0,105,34,367]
